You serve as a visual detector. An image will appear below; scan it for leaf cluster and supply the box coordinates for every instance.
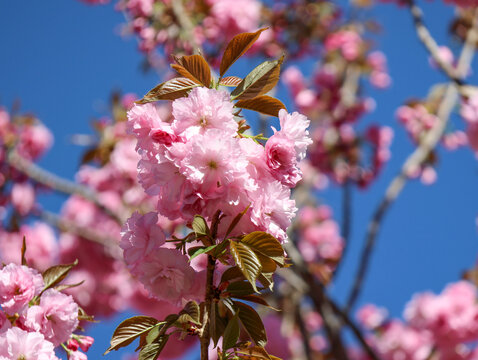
[136,29,287,118]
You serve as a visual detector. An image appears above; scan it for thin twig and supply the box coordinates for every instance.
[345,10,478,312]
[407,0,465,86]
[6,149,123,224]
[283,243,349,359]
[327,297,380,360]
[171,0,203,54]
[295,305,314,360]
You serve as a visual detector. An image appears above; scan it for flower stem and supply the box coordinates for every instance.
[200,255,216,360]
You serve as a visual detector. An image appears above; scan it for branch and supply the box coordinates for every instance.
[345,10,478,312]
[327,297,381,360]
[35,209,121,260]
[407,0,465,86]
[6,149,123,224]
[282,243,349,359]
[171,0,203,54]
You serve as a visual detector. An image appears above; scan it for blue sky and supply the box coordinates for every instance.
[0,1,477,359]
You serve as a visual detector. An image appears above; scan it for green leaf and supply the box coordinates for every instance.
[189,245,217,261]
[231,57,284,100]
[241,232,285,266]
[234,302,267,347]
[220,28,268,77]
[137,77,199,103]
[104,316,161,354]
[219,76,243,87]
[21,236,27,266]
[192,215,210,236]
[138,336,169,360]
[235,96,286,117]
[229,241,262,292]
[178,301,200,325]
[171,54,211,87]
[41,260,78,295]
[223,312,240,350]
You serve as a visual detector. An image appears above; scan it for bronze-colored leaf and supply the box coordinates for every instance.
[233,295,279,311]
[138,78,199,104]
[41,260,78,295]
[230,242,262,292]
[220,28,268,77]
[221,266,246,284]
[234,302,267,347]
[227,281,257,297]
[241,232,285,266]
[172,55,211,87]
[235,96,286,117]
[104,316,161,354]
[220,76,243,87]
[236,346,274,360]
[258,273,274,291]
[225,205,250,238]
[255,253,277,273]
[231,57,284,100]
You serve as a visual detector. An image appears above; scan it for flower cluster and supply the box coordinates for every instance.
[282,33,394,188]
[0,263,93,360]
[353,281,478,360]
[296,205,343,282]
[0,107,53,222]
[128,86,311,243]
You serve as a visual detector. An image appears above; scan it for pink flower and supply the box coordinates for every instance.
[208,0,260,35]
[133,247,203,305]
[23,289,79,346]
[265,134,301,187]
[0,223,58,271]
[404,281,478,346]
[127,102,167,152]
[428,46,455,69]
[180,129,250,199]
[373,320,432,360]
[11,182,35,216]
[250,180,297,242]
[0,327,58,360]
[461,94,478,125]
[69,351,87,360]
[172,87,237,138]
[16,121,53,161]
[274,109,312,160]
[325,30,363,61]
[0,263,44,315]
[0,311,10,334]
[121,212,166,271]
[77,336,94,352]
[356,304,388,329]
